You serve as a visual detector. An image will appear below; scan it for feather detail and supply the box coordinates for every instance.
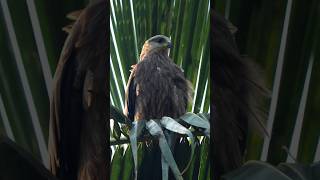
[83,70,94,110]
[62,10,83,34]
[66,9,83,20]
[62,23,74,34]
[48,1,108,180]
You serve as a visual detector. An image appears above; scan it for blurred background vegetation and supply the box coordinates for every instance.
[110,0,210,179]
[215,0,320,165]
[0,0,211,179]
[0,0,93,168]
[0,0,319,179]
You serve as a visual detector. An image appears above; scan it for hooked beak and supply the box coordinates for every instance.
[167,42,173,49]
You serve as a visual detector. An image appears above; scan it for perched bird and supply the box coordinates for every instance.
[48,1,108,180]
[123,35,193,180]
[212,10,268,179]
[123,35,192,122]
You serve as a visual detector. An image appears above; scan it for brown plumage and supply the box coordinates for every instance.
[123,35,192,122]
[123,35,192,180]
[48,1,108,180]
[212,10,268,179]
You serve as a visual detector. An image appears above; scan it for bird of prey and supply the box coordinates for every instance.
[123,35,193,180]
[48,1,108,180]
[123,35,192,122]
[212,10,268,179]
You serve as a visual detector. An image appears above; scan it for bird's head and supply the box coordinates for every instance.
[140,35,172,60]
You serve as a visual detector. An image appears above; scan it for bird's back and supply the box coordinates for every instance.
[124,52,192,180]
[133,53,192,120]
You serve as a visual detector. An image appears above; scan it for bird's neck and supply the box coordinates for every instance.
[140,48,169,61]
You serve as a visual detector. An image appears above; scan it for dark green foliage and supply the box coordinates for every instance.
[216,0,320,166]
[222,161,320,180]
[0,136,57,180]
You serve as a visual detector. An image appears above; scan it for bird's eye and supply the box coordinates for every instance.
[157,38,164,43]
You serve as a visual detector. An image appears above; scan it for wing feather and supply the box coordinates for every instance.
[133,53,192,120]
[48,1,108,179]
[48,16,82,176]
[123,66,137,121]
